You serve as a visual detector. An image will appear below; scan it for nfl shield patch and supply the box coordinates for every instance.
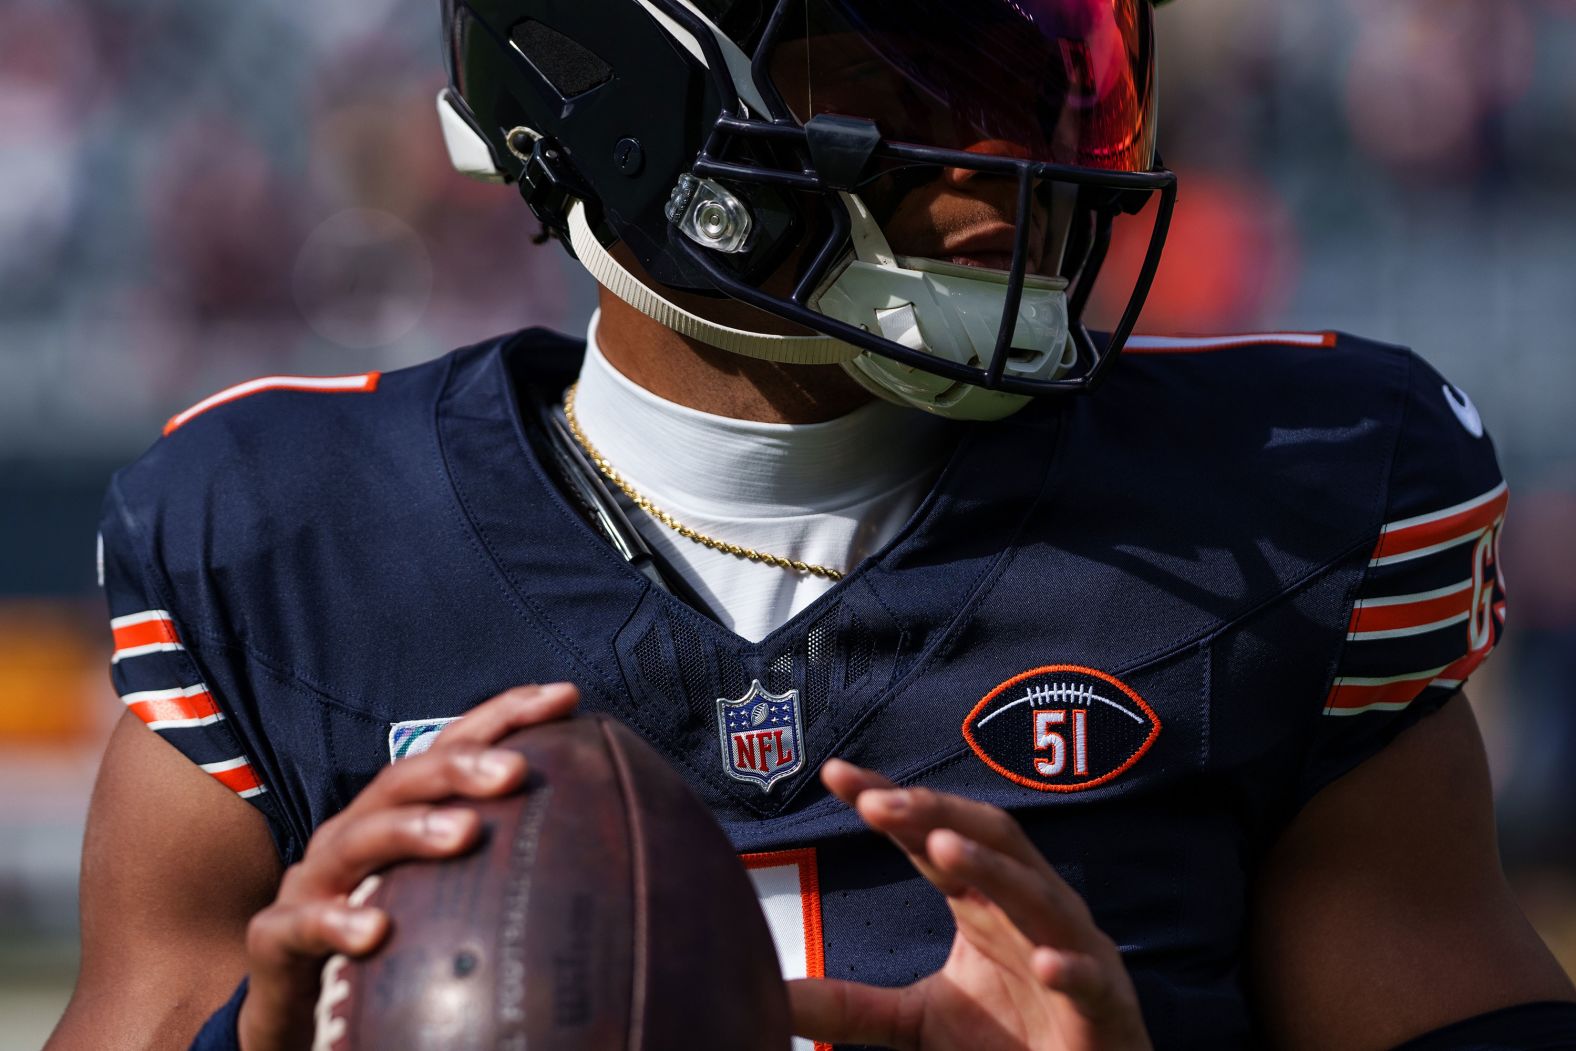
[716,680,804,792]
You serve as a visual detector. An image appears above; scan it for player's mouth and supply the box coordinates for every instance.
[933,223,1045,274]
[947,252,1015,271]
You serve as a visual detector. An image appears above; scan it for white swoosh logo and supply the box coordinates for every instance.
[1443,383,1484,439]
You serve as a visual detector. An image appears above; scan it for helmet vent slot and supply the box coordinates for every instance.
[509,19,613,100]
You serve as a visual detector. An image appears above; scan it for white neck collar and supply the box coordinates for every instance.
[571,312,949,517]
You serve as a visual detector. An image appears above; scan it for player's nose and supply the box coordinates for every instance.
[941,139,1033,188]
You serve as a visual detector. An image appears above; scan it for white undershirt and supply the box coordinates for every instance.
[571,314,951,642]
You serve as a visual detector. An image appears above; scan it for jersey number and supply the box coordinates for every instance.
[1467,524,1501,653]
[1033,709,1089,776]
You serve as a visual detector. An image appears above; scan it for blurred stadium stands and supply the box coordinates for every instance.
[1,0,1573,1042]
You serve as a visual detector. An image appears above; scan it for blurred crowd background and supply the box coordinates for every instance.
[2,0,1573,1043]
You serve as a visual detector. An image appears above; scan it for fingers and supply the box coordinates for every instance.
[286,682,578,903]
[856,781,1037,868]
[282,805,483,900]
[1032,946,1149,1037]
[787,977,915,1051]
[338,680,578,821]
[240,900,391,1048]
[1032,946,1110,1001]
[246,899,389,971]
[341,743,527,820]
[827,762,1057,896]
[820,757,896,804]
[240,682,577,1051]
[927,827,1093,950]
[434,682,579,749]
[826,761,1102,948]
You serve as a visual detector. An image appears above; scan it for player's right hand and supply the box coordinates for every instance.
[236,682,579,1051]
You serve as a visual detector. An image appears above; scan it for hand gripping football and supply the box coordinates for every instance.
[313,715,791,1050]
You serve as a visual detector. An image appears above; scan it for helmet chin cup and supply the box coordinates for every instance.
[819,260,1076,420]
[812,194,1077,421]
[841,355,1034,421]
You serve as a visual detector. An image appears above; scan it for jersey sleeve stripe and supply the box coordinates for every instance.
[1331,681,1463,717]
[1122,331,1337,354]
[200,757,267,798]
[1324,649,1486,715]
[111,641,185,663]
[1347,611,1469,641]
[110,609,176,630]
[163,372,381,435]
[110,610,185,663]
[1369,483,1508,563]
[121,684,224,730]
[1347,580,1473,636]
[110,610,180,651]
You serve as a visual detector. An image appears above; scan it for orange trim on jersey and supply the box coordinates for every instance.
[203,759,264,796]
[1122,331,1337,354]
[741,847,829,1051]
[163,372,381,435]
[1347,586,1473,635]
[111,611,180,652]
[1370,486,1508,562]
[1324,650,1489,713]
[124,686,222,728]
[962,665,1161,793]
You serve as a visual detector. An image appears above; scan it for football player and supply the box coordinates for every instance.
[49,0,1576,1049]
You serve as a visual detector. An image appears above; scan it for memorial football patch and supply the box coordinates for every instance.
[716,680,804,792]
[963,665,1160,792]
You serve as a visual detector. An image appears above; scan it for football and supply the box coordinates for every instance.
[313,715,790,1050]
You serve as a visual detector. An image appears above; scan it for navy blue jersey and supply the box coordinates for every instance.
[99,329,1508,1048]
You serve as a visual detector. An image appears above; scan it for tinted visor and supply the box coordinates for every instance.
[767,0,1156,171]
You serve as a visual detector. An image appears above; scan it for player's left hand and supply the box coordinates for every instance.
[789,760,1151,1051]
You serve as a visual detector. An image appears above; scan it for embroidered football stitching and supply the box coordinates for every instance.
[976,680,1146,729]
[962,665,1162,793]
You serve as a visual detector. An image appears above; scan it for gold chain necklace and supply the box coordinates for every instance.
[562,383,845,581]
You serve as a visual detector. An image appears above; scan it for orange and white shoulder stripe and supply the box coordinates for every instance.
[1369,481,1508,566]
[164,373,381,435]
[111,609,183,663]
[1123,332,1337,354]
[1347,578,1474,641]
[200,756,267,799]
[1324,649,1488,716]
[121,683,224,731]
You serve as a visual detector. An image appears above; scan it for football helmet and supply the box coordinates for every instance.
[438,0,1176,419]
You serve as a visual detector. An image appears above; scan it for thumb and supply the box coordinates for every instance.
[787,977,913,1050]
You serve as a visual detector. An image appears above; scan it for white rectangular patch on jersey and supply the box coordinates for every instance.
[742,848,826,1051]
[388,717,458,762]
[750,863,809,981]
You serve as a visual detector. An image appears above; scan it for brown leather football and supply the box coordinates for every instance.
[313,715,791,1050]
